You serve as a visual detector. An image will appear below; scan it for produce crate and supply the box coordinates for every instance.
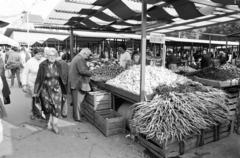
[138,122,232,158]
[137,134,201,158]
[193,76,240,88]
[218,121,231,139]
[199,126,218,146]
[94,109,125,136]
[86,91,111,111]
[82,102,95,124]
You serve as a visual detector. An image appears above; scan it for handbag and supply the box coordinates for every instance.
[3,96,10,105]
[32,96,46,119]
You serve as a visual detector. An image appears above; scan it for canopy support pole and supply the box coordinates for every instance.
[162,44,166,67]
[140,0,147,102]
[70,27,74,59]
[209,35,212,52]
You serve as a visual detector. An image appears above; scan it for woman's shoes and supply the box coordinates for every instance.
[46,122,59,134]
[52,124,59,134]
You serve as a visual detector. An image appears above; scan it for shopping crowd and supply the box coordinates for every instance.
[166,48,236,70]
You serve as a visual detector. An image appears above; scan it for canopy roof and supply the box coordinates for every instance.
[0,34,19,47]
[11,31,68,45]
[42,0,240,34]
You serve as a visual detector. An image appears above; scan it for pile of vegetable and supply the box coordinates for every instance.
[88,59,119,71]
[91,65,124,82]
[106,65,192,95]
[174,66,197,74]
[132,82,229,144]
[220,63,240,77]
[188,67,238,81]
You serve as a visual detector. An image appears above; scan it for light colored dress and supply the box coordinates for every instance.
[21,57,45,96]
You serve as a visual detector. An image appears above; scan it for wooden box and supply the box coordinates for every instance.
[193,76,240,88]
[82,102,95,124]
[94,109,125,136]
[86,91,111,111]
[200,126,218,145]
[137,134,200,158]
[218,122,231,139]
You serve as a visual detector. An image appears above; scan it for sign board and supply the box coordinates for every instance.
[150,33,165,44]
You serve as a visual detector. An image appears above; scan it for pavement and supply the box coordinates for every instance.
[0,83,240,158]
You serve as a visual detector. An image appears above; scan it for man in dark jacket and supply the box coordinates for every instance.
[69,48,92,122]
[201,50,212,69]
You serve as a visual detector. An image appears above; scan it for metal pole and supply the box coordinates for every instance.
[140,0,147,101]
[70,28,74,59]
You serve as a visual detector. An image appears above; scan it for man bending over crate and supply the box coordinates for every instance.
[68,48,92,122]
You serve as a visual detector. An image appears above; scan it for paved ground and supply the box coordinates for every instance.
[0,83,240,158]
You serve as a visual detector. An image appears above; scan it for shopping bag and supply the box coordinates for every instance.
[3,96,10,105]
[32,97,46,119]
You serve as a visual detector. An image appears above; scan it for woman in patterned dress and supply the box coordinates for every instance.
[34,48,67,134]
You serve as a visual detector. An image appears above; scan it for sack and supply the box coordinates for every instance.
[32,97,45,119]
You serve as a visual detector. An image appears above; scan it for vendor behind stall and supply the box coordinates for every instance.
[201,50,212,69]
[166,51,178,71]
[219,51,229,65]
[131,51,140,65]
[118,44,131,69]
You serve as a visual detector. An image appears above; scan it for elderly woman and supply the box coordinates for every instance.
[34,48,66,134]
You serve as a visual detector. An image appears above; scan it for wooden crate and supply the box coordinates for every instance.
[193,76,240,88]
[82,102,95,124]
[200,126,218,145]
[218,122,231,139]
[94,109,125,136]
[137,134,200,158]
[86,91,111,111]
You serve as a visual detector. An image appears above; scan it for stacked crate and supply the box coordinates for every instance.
[82,90,125,136]
[224,87,239,133]
[137,121,232,158]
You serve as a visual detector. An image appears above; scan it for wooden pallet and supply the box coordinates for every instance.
[86,91,111,111]
[94,109,125,136]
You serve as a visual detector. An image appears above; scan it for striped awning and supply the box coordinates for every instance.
[42,0,240,33]
[0,20,9,28]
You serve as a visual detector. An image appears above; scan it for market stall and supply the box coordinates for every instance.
[40,0,240,157]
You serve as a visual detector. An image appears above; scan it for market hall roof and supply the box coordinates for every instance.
[41,0,240,33]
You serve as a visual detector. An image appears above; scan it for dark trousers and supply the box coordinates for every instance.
[10,68,21,87]
[71,89,85,120]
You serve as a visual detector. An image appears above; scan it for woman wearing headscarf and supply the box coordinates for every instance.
[22,48,45,119]
[34,48,66,134]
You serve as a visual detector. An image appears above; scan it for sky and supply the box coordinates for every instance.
[0,0,61,23]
